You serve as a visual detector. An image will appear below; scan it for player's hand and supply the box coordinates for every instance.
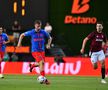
[80,48,84,54]
[3,41,7,44]
[3,40,10,44]
[46,44,51,49]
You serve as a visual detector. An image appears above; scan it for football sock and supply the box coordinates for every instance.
[40,71,45,76]
[101,67,105,79]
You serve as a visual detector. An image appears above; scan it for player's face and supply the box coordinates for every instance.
[34,23,41,32]
[96,24,103,33]
[0,27,3,34]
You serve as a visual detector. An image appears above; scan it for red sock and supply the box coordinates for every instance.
[32,64,36,67]
[0,62,1,73]
[40,71,45,76]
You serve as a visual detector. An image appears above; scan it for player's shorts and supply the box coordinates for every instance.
[90,50,105,64]
[32,52,45,62]
[0,52,4,60]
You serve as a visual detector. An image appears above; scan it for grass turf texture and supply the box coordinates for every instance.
[0,75,108,90]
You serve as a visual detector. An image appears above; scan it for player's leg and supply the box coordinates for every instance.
[98,50,107,84]
[32,52,45,76]
[29,52,40,72]
[0,52,4,78]
[31,52,50,84]
[92,63,98,69]
[38,52,50,85]
[39,60,45,76]
[100,60,107,83]
[90,52,98,69]
[38,59,50,85]
[29,63,39,72]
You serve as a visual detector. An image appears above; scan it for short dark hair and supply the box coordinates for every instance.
[97,21,103,25]
[34,20,42,25]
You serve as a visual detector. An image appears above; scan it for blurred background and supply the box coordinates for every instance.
[0,0,108,62]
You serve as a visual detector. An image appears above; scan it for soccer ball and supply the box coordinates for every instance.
[37,76,46,84]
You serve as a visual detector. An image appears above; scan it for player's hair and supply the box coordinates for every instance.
[96,21,103,25]
[0,27,3,30]
[34,20,42,25]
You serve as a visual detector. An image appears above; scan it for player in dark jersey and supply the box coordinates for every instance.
[17,20,52,84]
[80,22,107,84]
[0,27,10,78]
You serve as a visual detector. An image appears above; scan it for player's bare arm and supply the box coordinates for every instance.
[17,33,25,47]
[80,37,89,54]
[46,36,52,49]
[3,39,10,44]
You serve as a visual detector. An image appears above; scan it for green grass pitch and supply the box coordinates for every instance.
[0,75,108,90]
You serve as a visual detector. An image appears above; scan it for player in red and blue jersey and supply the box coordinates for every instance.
[17,20,52,84]
[0,27,10,78]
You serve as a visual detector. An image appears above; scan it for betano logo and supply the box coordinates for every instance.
[64,0,97,24]
[71,0,90,14]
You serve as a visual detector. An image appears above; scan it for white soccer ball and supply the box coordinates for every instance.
[37,76,46,84]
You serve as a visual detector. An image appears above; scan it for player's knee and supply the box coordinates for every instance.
[39,60,44,65]
[101,60,105,68]
[93,64,98,69]
[94,66,98,69]
[102,63,105,68]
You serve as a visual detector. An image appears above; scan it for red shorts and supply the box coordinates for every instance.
[32,52,45,62]
[0,52,4,60]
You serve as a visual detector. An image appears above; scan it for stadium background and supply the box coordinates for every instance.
[0,0,108,57]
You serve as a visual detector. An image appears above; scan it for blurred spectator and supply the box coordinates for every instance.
[54,54,65,65]
[11,53,18,62]
[3,52,10,61]
[12,20,21,46]
[44,22,52,34]
[3,28,7,33]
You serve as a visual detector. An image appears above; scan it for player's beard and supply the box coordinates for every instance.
[37,29,40,32]
[35,28,40,32]
[99,29,102,33]
[97,28,102,33]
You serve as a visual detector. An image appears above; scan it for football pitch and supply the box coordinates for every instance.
[0,75,108,90]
